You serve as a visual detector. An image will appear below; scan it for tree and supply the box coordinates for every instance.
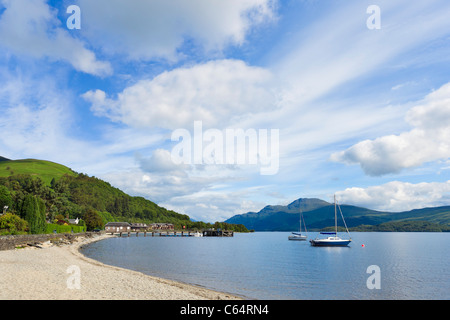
[83,208,104,230]
[20,194,46,234]
[0,185,12,211]
[50,177,57,189]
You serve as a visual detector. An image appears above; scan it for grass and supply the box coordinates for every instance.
[0,159,77,185]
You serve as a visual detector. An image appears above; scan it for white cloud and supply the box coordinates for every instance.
[331,83,450,176]
[78,0,277,61]
[0,70,79,161]
[100,164,245,220]
[0,69,164,176]
[136,149,189,175]
[159,189,266,222]
[0,0,112,76]
[269,0,450,122]
[97,148,273,222]
[83,59,276,130]
[336,180,450,212]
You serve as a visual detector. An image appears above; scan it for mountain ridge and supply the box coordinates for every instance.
[225,197,450,231]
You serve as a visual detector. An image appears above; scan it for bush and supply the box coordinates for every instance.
[0,213,29,235]
[45,223,86,234]
[83,208,104,231]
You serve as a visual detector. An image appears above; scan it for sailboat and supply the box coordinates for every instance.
[310,195,352,247]
[288,211,307,241]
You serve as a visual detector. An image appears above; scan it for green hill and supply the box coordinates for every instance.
[0,157,248,233]
[225,198,450,231]
[0,159,77,185]
[350,220,450,232]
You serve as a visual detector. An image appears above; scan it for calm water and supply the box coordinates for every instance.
[81,232,450,300]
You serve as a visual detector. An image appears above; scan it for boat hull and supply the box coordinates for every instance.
[288,235,307,241]
[310,238,351,247]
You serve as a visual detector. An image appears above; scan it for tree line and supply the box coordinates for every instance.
[0,173,249,234]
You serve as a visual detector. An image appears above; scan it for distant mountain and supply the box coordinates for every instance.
[0,156,10,162]
[225,198,450,231]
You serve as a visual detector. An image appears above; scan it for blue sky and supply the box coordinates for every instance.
[1,0,450,222]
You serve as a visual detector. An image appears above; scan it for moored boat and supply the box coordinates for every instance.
[288,232,307,241]
[309,233,351,246]
[288,211,308,241]
[310,195,351,247]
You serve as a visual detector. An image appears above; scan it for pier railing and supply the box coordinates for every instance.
[111,229,234,237]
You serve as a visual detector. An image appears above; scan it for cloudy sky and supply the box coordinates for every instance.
[1,0,450,222]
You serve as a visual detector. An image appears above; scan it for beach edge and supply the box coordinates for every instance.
[0,232,243,300]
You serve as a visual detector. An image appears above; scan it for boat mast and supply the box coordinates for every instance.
[302,211,308,234]
[299,210,302,233]
[334,194,337,235]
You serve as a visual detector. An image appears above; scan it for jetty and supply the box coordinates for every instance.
[111,230,234,237]
[104,222,234,238]
[202,229,234,237]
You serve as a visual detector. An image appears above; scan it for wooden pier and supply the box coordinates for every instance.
[112,229,234,237]
[202,229,234,237]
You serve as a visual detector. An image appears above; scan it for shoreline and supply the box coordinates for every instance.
[0,232,242,300]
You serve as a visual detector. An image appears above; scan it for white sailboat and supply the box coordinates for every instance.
[288,211,307,241]
[310,195,352,247]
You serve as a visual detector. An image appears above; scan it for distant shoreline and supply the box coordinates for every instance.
[0,232,242,300]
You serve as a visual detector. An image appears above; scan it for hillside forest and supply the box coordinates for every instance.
[0,172,249,235]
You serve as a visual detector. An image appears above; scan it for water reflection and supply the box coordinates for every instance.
[82,232,450,299]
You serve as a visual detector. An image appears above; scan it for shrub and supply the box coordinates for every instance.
[45,223,85,234]
[0,213,29,235]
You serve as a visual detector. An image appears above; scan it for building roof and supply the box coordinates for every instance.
[105,222,131,227]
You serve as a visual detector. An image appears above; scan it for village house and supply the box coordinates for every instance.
[130,223,148,231]
[68,218,79,225]
[150,223,174,230]
[105,222,131,233]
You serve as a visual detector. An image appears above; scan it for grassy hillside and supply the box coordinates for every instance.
[0,159,77,185]
[0,158,248,233]
[387,206,450,225]
[350,220,450,232]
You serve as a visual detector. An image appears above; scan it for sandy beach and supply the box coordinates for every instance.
[0,233,242,300]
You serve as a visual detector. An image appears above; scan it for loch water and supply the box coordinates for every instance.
[81,232,450,300]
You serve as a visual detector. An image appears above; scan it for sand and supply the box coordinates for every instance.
[0,233,242,300]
